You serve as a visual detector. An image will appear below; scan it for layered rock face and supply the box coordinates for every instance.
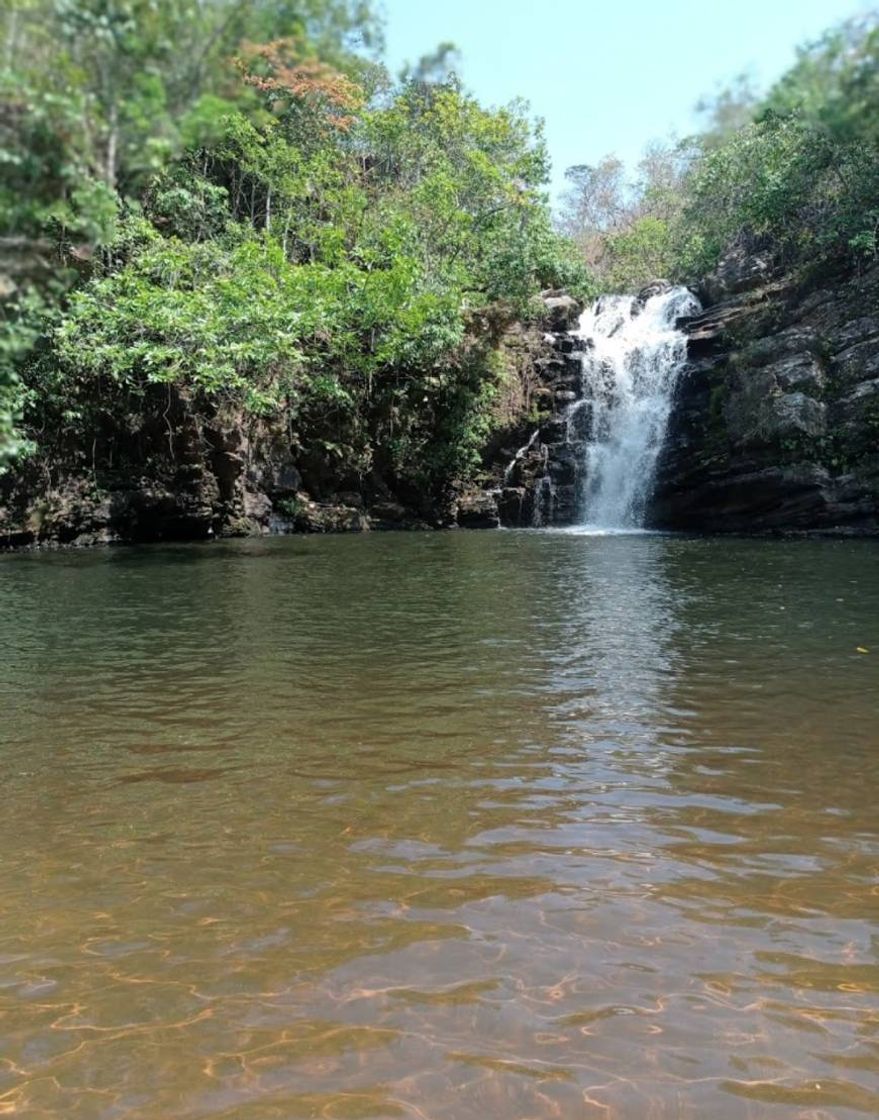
[481,293,587,529]
[652,261,879,534]
[0,398,432,549]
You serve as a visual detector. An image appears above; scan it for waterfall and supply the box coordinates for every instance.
[503,427,541,487]
[571,285,700,530]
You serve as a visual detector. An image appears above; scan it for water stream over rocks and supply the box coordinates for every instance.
[498,285,700,532]
[570,286,701,530]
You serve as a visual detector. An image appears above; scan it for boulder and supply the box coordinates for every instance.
[831,336,879,389]
[702,244,773,304]
[243,490,272,523]
[767,353,825,395]
[293,498,369,533]
[455,492,500,529]
[829,379,879,440]
[368,500,415,530]
[542,294,582,333]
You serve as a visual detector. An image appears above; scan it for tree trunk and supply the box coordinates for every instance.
[105,101,119,190]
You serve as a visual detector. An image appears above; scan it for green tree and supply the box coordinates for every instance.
[20,60,590,495]
[676,112,879,277]
[0,0,381,238]
[761,13,879,144]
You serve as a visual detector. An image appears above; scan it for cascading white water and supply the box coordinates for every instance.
[572,285,700,529]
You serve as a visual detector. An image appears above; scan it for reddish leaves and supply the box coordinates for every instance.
[236,39,363,133]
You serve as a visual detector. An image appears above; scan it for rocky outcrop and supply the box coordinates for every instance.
[0,454,439,548]
[0,290,585,548]
[0,388,439,548]
[541,290,582,332]
[700,242,773,305]
[653,264,879,533]
[455,491,501,529]
[488,339,588,528]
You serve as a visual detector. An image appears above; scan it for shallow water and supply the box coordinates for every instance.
[0,531,877,1119]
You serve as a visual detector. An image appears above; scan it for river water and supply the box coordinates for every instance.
[1,532,877,1119]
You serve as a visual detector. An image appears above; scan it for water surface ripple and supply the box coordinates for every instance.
[0,532,877,1119]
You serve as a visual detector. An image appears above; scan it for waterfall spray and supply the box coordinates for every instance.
[571,286,700,529]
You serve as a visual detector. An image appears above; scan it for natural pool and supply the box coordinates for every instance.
[1,531,877,1119]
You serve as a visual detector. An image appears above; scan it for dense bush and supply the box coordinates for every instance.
[10,37,591,492]
[676,113,879,278]
[560,12,879,291]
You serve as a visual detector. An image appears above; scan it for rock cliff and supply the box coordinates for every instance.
[652,261,879,534]
[481,261,879,536]
[0,392,434,549]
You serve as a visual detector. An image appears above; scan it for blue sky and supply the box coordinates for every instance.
[381,0,863,202]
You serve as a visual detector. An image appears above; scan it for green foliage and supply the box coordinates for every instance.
[145,164,230,242]
[678,113,879,278]
[604,216,676,291]
[357,80,579,307]
[561,12,879,289]
[17,61,590,495]
[0,0,385,464]
[761,15,879,145]
[678,13,879,281]
[0,363,22,464]
[0,0,586,495]
[0,282,62,463]
[0,0,382,238]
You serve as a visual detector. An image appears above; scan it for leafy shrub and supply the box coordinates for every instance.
[22,69,592,494]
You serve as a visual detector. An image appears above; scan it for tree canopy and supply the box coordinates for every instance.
[559,11,879,290]
[0,4,589,481]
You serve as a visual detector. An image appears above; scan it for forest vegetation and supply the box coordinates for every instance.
[0,0,588,494]
[1,2,878,500]
[559,13,879,290]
